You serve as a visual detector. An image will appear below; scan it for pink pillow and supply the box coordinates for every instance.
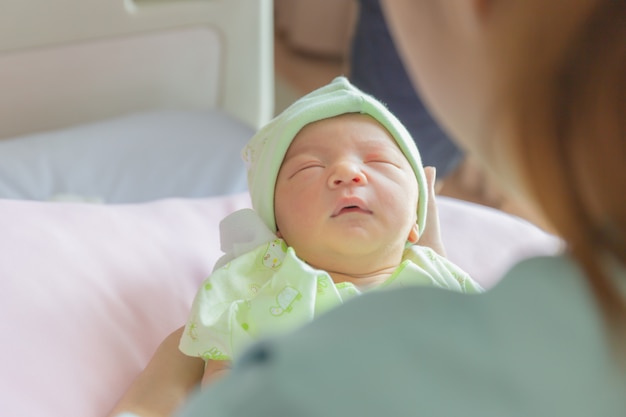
[0,193,251,417]
[0,194,559,417]
[437,197,562,289]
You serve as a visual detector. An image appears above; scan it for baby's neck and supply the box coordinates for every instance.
[327,266,397,291]
[296,244,406,290]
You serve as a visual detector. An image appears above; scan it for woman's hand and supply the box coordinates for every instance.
[417,166,447,257]
[202,359,232,387]
[106,326,205,417]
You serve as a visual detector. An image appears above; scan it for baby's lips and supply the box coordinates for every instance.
[331,196,372,217]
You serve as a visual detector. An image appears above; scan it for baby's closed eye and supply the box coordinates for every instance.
[290,162,325,178]
[365,158,402,169]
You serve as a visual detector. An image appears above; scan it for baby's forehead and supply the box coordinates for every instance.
[286,113,401,156]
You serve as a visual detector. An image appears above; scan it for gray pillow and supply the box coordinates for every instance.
[0,109,254,203]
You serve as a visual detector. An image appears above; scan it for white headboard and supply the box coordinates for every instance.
[0,0,274,139]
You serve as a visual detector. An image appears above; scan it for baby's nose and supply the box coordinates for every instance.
[328,162,367,187]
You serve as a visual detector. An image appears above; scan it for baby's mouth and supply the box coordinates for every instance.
[331,199,372,217]
[337,206,364,215]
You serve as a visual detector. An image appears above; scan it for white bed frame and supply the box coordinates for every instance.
[0,0,274,139]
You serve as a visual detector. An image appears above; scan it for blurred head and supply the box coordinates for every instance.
[382,0,626,325]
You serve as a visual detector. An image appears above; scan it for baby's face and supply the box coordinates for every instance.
[274,113,419,270]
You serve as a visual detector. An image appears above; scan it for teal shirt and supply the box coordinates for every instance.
[177,255,626,416]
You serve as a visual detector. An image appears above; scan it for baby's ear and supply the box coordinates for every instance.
[276,229,283,238]
[407,223,419,244]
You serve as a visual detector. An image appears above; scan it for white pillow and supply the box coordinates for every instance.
[0,109,254,202]
[0,194,560,417]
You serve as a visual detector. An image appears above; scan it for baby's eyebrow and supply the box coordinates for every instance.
[363,140,404,156]
[281,150,314,165]
[282,141,327,161]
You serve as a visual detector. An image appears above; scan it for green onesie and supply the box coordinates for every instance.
[179,235,482,361]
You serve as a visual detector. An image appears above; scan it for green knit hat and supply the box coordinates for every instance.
[242,76,428,236]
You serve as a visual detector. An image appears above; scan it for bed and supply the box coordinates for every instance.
[0,1,561,416]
